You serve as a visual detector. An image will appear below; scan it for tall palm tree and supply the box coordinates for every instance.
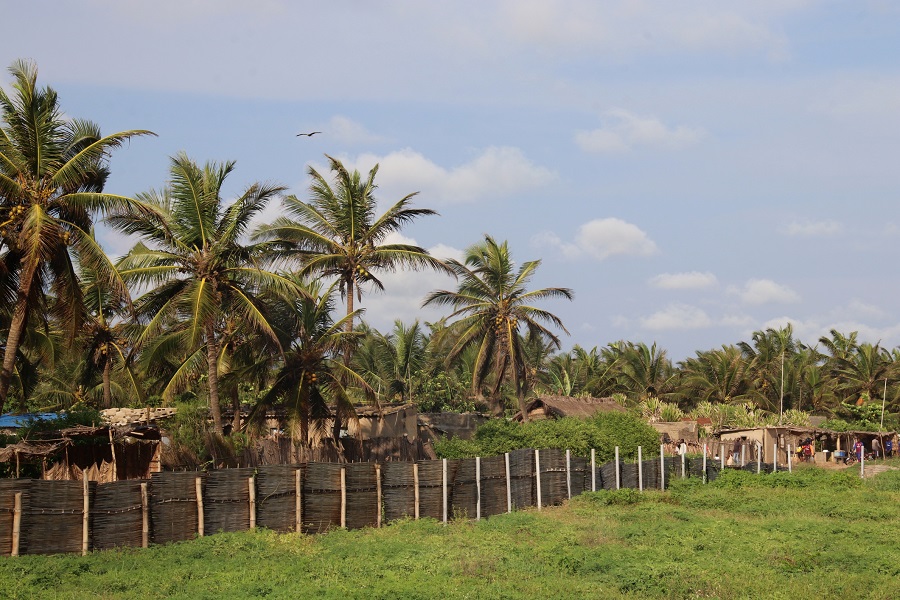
[107,153,293,432]
[251,279,374,444]
[0,59,153,413]
[423,235,573,418]
[354,320,428,405]
[678,345,751,407]
[738,325,797,415]
[254,154,451,341]
[609,341,678,403]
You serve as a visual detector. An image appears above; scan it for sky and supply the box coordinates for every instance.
[3,0,900,362]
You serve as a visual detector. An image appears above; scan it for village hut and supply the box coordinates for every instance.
[513,395,626,422]
[716,426,898,464]
[0,423,162,482]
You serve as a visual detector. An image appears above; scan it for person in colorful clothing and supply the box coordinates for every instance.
[854,439,864,462]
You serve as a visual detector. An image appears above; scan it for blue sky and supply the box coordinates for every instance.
[4,1,900,361]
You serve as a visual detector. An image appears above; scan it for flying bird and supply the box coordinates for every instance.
[296,131,321,137]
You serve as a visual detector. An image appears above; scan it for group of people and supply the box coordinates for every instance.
[851,437,893,462]
[794,438,815,462]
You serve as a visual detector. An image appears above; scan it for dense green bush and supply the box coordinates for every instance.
[434,413,659,460]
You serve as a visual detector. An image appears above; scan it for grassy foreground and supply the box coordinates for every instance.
[1,467,898,600]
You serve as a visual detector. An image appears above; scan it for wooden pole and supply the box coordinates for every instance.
[757,443,762,474]
[535,449,542,511]
[773,443,778,473]
[108,428,118,482]
[565,449,572,500]
[590,449,596,492]
[82,472,90,556]
[295,468,302,533]
[140,483,149,548]
[681,448,686,479]
[861,451,865,479]
[660,444,665,490]
[505,453,512,513]
[615,446,621,490]
[702,443,707,484]
[441,459,448,525]
[720,444,725,470]
[638,446,643,492]
[11,492,21,557]
[475,457,482,521]
[340,467,346,529]
[249,477,256,530]
[787,445,792,473]
[195,477,204,538]
[376,464,382,528]
[413,463,420,520]
[741,443,746,467]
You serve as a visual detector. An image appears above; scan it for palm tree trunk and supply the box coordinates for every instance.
[102,359,113,408]
[205,322,224,433]
[0,264,36,413]
[231,386,241,434]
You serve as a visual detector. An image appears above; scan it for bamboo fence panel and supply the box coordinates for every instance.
[255,465,300,533]
[150,472,202,545]
[92,480,144,550]
[204,467,255,534]
[344,463,378,530]
[302,462,342,533]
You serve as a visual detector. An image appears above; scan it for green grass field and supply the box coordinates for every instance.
[1,466,898,599]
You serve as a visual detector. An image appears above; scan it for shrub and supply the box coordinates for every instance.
[434,412,659,460]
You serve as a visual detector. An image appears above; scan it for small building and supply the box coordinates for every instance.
[715,426,898,464]
[513,395,627,422]
[0,423,162,482]
[652,420,700,444]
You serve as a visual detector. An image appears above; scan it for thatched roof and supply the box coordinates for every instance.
[513,395,626,421]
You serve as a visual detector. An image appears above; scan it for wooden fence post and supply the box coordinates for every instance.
[658,445,664,489]
[82,472,90,556]
[505,453,512,513]
[615,446,621,490]
[295,468,302,533]
[787,445,792,473]
[741,444,746,467]
[757,443,762,474]
[565,449,572,500]
[720,444,725,471]
[590,449,596,492]
[681,448,686,479]
[11,492,21,557]
[637,446,643,492]
[535,449,542,511]
[773,444,778,473]
[413,463,420,520]
[140,482,149,548]
[376,464,382,528]
[195,477,204,538]
[702,443,707,484]
[475,457,482,521]
[441,459,448,525]
[249,477,256,530]
[340,467,346,529]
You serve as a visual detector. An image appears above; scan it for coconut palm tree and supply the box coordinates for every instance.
[609,341,678,403]
[107,153,293,432]
[678,345,751,407]
[354,320,428,405]
[254,154,451,341]
[251,279,374,444]
[423,235,573,418]
[0,59,153,412]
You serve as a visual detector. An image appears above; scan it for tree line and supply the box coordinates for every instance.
[1,61,897,445]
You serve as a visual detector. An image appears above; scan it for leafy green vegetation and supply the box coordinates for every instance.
[1,466,898,599]
[435,413,665,461]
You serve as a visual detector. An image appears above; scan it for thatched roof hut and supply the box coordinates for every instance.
[0,424,162,482]
[513,395,626,422]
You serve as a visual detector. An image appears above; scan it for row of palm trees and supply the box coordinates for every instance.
[0,61,574,441]
[2,61,898,444]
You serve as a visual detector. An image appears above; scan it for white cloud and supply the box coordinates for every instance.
[533,218,658,261]
[575,109,704,154]
[341,147,556,204]
[728,279,800,305]
[500,1,797,59]
[326,116,385,145]
[640,304,713,331]
[649,271,718,290]
[782,219,843,237]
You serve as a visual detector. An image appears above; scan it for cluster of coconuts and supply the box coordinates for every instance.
[354,265,370,278]
[304,371,319,385]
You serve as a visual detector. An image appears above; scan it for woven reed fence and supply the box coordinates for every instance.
[0,446,752,557]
